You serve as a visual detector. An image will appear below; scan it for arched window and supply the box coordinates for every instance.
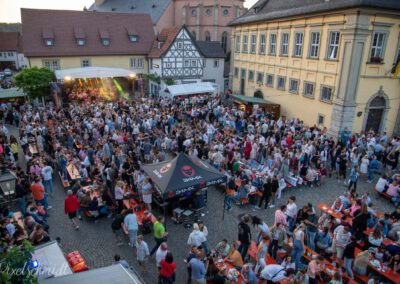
[205,31,211,41]
[369,96,386,107]
[254,90,264,99]
[191,31,196,40]
[221,31,228,53]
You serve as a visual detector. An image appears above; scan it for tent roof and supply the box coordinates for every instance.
[33,241,73,280]
[230,93,277,105]
[141,153,226,199]
[55,66,135,80]
[0,88,26,99]
[164,82,215,97]
[41,264,143,284]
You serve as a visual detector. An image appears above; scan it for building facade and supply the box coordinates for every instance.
[21,9,154,77]
[148,26,225,96]
[0,32,28,70]
[88,0,245,53]
[230,0,400,137]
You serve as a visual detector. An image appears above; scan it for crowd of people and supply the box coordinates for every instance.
[0,92,399,284]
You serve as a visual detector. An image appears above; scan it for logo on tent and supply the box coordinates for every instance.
[181,165,195,177]
[160,163,172,174]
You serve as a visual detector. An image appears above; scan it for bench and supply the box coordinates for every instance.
[375,188,391,201]
[59,172,70,188]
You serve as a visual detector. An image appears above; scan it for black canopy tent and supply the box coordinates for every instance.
[141,153,227,200]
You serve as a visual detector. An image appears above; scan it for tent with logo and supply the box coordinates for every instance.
[140,153,227,200]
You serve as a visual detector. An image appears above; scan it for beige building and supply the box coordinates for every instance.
[230,0,400,137]
[21,9,154,77]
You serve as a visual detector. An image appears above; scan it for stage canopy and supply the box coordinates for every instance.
[164,82,215,97]
[141,153,226,199]
[55,66,135,80]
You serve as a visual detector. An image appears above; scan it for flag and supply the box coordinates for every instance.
[391,59,400,78]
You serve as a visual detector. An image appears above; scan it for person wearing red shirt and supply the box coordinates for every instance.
[285,134,293,147]
[160,252,176,284]
[64,190,81,230]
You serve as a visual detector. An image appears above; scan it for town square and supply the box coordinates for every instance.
[0,0,399,284]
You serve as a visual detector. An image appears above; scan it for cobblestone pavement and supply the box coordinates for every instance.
[9,127,396,284]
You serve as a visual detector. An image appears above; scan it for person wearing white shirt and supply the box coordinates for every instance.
[286,196,298,232]
[187,223,206,247]
[260,264,294,282]
[156,243,168,268]
[41,164,54,195]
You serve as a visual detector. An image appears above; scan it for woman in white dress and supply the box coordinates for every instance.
[360,155,370,175]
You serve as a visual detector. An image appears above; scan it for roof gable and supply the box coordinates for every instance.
[21,8,155,57]
[158,26,204,59]
[148,26,181,58]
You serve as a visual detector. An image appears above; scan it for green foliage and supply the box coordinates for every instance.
[148,73,161,84]
[14,67,55,99]
[164,78,175,86]
[0,240,38,284]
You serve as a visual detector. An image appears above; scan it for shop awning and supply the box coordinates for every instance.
[230,93,275,105]
[164,82,215,97]
[0,88,26,99]
[55,67,136,80]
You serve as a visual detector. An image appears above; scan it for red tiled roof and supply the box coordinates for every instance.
[0,32,20,52]
[21,8,155,57]
[148,25,181,58]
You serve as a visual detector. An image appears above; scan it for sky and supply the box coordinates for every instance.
[0,0,259,23]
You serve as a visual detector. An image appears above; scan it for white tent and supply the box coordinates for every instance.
[164,82,216,97]
[55,67,135,80]
[41,264,144,284]
[32,241,73,280]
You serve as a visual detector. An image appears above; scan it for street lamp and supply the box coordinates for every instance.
[0,171,17,201]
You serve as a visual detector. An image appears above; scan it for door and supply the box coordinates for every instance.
[365,108,383,133]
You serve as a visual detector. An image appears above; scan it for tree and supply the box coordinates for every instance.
[0,240,38,284]
[164,78,175,86]
[148,73,161,84]
[14,67,55,99]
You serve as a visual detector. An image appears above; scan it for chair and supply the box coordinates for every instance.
[182,210,193,229]
[173,207,184,223]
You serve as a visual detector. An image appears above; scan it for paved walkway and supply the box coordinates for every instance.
[8,125,396,284]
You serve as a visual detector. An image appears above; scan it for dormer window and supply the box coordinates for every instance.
[44,39,54,46]
[42,27,55,46]
[74,27,86,46]
[77,39,86,46]
[129,35,139,42]
[126,27,139,43]
[99,29,110,46]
